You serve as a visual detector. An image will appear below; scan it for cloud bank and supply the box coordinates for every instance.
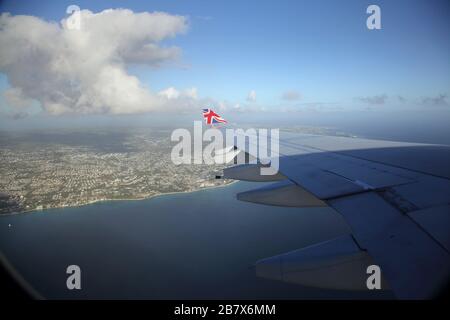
[357,94,388,105]
[421,94,449,107]
[0,9,201,115]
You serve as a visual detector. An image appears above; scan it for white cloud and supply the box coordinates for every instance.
[158,87,181,100]
[247,90,256,102]
[0,9,199,115]
[158,86,198,101]
[183,87,198,99]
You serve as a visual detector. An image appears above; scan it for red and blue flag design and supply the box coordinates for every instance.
[202,108,227,125]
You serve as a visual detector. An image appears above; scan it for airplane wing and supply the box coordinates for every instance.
[221,131,450,299]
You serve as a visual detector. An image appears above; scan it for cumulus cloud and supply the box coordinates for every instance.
[158,87,181,100]
[247,90,256,102]
[183,87,198,99]
[281,90,301,101]
[0,9,197,115]
[358,94,388,105]
[158,87,198,100]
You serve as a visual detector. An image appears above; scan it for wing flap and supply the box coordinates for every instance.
[279,158,366,199]
[236,180,326,207]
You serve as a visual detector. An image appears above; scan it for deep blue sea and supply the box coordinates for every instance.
[0,181,392,299]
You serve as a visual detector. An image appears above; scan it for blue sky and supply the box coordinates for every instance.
[0,0,449,129]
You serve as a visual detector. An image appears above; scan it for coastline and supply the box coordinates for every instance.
[0,180,239,217]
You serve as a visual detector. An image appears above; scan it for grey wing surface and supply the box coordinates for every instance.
[222,131,450,299]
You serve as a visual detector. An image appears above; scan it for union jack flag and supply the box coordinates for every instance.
[202,108,227,125]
